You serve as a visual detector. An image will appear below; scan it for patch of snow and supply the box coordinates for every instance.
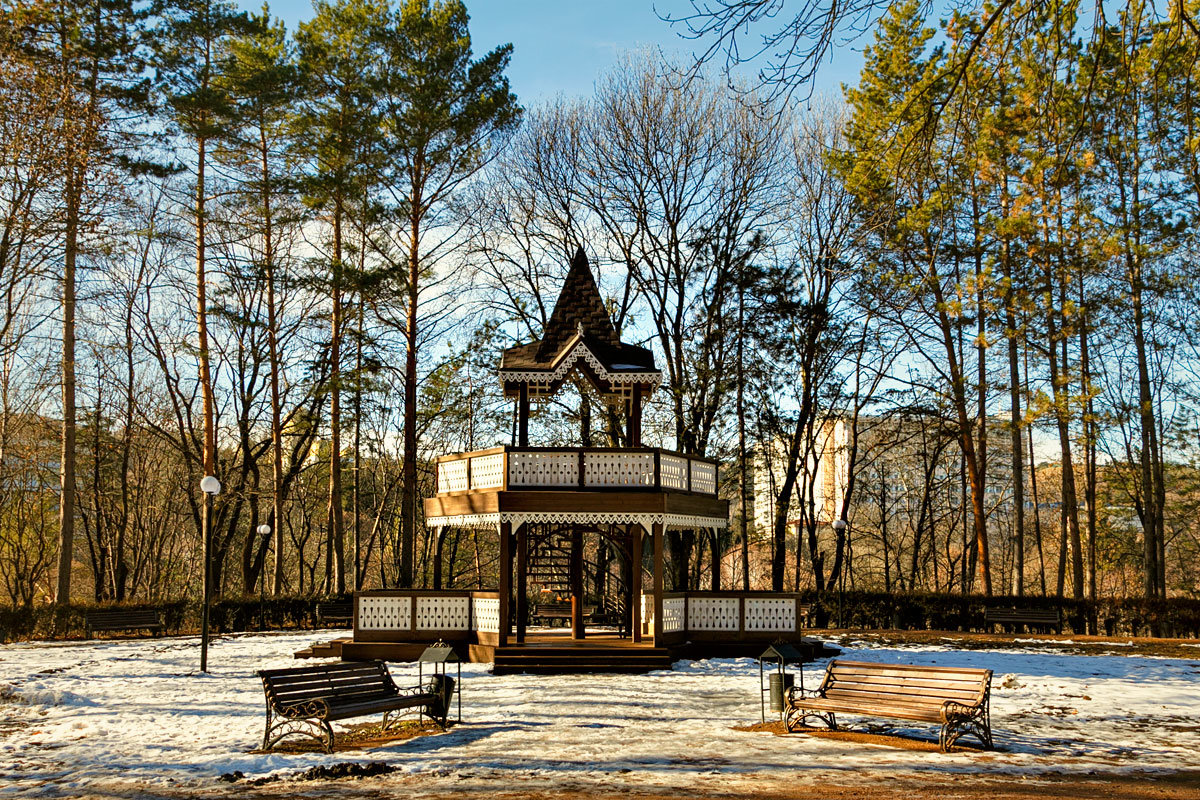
[0,631,1198,797]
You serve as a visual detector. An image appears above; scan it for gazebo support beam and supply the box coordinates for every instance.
[499,521,512,646]
[652,522,664,644]
[571,524,585,639]
[516,523,528,643]
[631,524,643,643]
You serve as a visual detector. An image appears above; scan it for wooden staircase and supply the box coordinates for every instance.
[293,638,349,659]
[492,643,672,675]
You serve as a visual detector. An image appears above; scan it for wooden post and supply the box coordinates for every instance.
[652,521,664,644]
[516,523,528,644]
[499,521,512,647]
[631,523,644,643]
[571,524,585,639]
[630,388,642,447]
[518,385,529,447]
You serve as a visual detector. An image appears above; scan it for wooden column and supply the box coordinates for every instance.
[652,521,664,644]
[631,523,644,643]
[498,521,512,646]
[571,524,585,639]
[518,385,530,447]
[630,388,642,447]
[516,523,528,644]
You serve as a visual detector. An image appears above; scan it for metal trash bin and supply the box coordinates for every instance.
[769,671,794,712]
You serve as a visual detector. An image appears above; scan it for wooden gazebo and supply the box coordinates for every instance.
[331,248,813,672]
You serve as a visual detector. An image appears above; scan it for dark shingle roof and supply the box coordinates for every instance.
[498,246,657,378]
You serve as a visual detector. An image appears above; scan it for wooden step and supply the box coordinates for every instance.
[293,638,349,659]
[492,645,673,675]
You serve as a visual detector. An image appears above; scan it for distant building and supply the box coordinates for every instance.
[751,417,849,536]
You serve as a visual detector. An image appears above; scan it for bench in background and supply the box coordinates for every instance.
[984,606,1062,634]
[315,602,354,628]
[84,609,164,640]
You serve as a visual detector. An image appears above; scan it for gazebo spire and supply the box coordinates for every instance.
[536,247,619,360]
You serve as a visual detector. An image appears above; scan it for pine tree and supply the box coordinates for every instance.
[375,0,520,587]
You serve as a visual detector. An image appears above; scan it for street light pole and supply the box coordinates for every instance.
[832,518,848,629]
[257,523,271,631]
[199,475,221,672]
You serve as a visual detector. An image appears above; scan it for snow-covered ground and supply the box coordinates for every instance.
[1,631,1198,797]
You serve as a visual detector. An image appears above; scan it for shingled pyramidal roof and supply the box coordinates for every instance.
[499,247,657,397]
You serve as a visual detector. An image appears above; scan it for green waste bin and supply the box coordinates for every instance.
[769,671,794,712]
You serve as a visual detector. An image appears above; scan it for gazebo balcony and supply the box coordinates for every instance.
[433,446,719,497]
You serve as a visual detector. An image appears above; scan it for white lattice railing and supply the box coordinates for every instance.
[436,448,718,495]
[437,459,469,494]
[358,595,412,631]
[744,597,796,632]
[470,453,506,489]
[662,597,686,633]
[508,451,579,487]
[687,596,739,631]
[584,451,655,487]
[472,596,500,633]
[659,454,688,491]
[690,460,717,495]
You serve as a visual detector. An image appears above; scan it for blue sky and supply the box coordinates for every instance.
[239,0,865,105]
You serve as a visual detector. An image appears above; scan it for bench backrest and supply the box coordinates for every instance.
[85,609,161,627]
[259,660,398,710]
[985,607,1059,623]
[534,603,571,614]
[820,660,991,710]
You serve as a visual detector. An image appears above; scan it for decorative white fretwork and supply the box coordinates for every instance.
[469,453,505,490]
[437,460,469,494]
[664,514,728,530]
[744,598,797,632]
[415,596,471,630]
[426,511,729,531]
[584,452,654,487]
[659,454,687,490]
[427,514,502,530]
[687,597,739,631]
[662,597,685,633]
[357,596,412,631]
[508,451,579,487]
[499,340,662,393]
[472,596,500,633]
[690,460,717,495]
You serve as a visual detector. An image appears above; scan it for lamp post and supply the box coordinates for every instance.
[257,523,271,631]
[832,518,847,629]
[199,475,221,672]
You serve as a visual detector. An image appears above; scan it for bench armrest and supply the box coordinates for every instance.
[277,698,331,720]
[939,699,980,722]
[786,684,822,704]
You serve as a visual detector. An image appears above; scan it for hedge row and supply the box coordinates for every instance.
[799,590,1200,638]
[0,595,353,643]
[3,591,1199,643]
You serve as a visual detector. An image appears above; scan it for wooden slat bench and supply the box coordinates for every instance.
[84,609,164,639]
[316,602,354,628]
[258,660,454,752]
[531,602,596,625]
[785,659,993,752]
[984,606,1061,634]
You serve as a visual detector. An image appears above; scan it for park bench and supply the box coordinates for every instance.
[784,659,993,752]
[984,606,1062,634]
[84,608,164,639]
[316,601,354,628]
[258,660,454,753]
[531,602,596,625]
